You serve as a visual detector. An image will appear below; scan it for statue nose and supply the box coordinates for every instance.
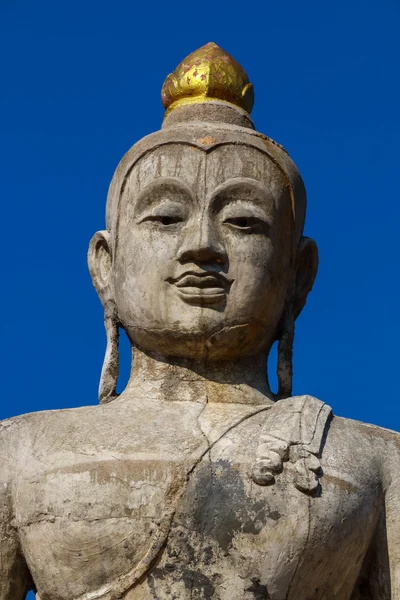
[177,216,227,264]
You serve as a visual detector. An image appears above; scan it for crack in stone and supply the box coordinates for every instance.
[186,405,270,478]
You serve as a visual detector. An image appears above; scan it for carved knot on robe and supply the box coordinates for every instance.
[251,396,332,494]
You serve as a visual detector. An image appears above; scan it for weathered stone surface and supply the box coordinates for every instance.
[1,42,399,600]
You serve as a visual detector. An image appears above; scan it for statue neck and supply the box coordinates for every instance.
[123,346,275,406]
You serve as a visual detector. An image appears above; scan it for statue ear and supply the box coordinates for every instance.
[292,236,319,320]
[88,230,114,307]
[88,231,119,404]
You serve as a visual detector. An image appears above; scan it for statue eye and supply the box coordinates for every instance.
[138,209,185,226]
[153,215,183,225]
[230,217,251,228]
[223,216,268,233]
[161,216,174,225]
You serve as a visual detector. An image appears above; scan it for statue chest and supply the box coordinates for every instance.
[15,401,382,600]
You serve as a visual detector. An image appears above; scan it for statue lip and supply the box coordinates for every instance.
[167,270,233,304]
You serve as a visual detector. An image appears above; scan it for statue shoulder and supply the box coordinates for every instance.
[284,396,400,451]
[0,404,101,473]
[273,396,400,475]
[325,412,400,484]
[0,404,93,434]
[0,415,25,482]
[250,395,397,493]
[330,413,400,446]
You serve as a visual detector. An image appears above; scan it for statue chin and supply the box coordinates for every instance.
[125,320,271,361]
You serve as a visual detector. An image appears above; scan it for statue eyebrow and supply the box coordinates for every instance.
[133,177,195,213]
[210,177,275,211]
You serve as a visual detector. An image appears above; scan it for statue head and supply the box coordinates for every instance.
[88,43,318,403]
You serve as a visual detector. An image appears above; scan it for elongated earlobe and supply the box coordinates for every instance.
[99,312,119,403]
[275,236,318,399]
[277,303,295,399]
[88,230,120,403]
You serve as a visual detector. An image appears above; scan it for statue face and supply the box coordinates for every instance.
[111,143,295,360]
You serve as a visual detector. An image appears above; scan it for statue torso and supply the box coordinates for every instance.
[11,397,386,600]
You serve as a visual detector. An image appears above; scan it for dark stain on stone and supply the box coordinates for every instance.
[355,577,374,598]
[245,578,271,599]
[166,526,196,564]
[147,570,162,599]
[190,460,268,551]
[269,510,281,521]
[202,545,214,564]
[150,568,166,580]
[242,518,263,535]
[182,569,215,599]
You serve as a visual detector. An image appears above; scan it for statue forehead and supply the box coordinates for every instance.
[125,143,287,199]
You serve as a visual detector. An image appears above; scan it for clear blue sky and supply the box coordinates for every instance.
[1,0,399,463]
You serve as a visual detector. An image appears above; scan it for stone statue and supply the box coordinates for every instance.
[1,43,399,600]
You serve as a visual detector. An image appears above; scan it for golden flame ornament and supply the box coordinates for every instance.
[162,42,254,117]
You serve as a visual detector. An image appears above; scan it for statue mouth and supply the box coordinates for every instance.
[167,271,233,305]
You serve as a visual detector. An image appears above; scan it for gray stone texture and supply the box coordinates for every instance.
[1,86,399,600]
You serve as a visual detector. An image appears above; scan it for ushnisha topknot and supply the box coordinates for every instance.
[161,42,254,117]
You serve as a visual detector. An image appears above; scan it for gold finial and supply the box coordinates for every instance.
[162,42,254,117]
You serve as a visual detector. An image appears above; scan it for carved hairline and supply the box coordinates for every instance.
[108,141,299,223]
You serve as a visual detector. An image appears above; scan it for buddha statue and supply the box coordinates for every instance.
[1,43,399,600]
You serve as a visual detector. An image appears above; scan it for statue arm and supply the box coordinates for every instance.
[0,420,33,599]
[352,431,400,599]
[385,465,400,597]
